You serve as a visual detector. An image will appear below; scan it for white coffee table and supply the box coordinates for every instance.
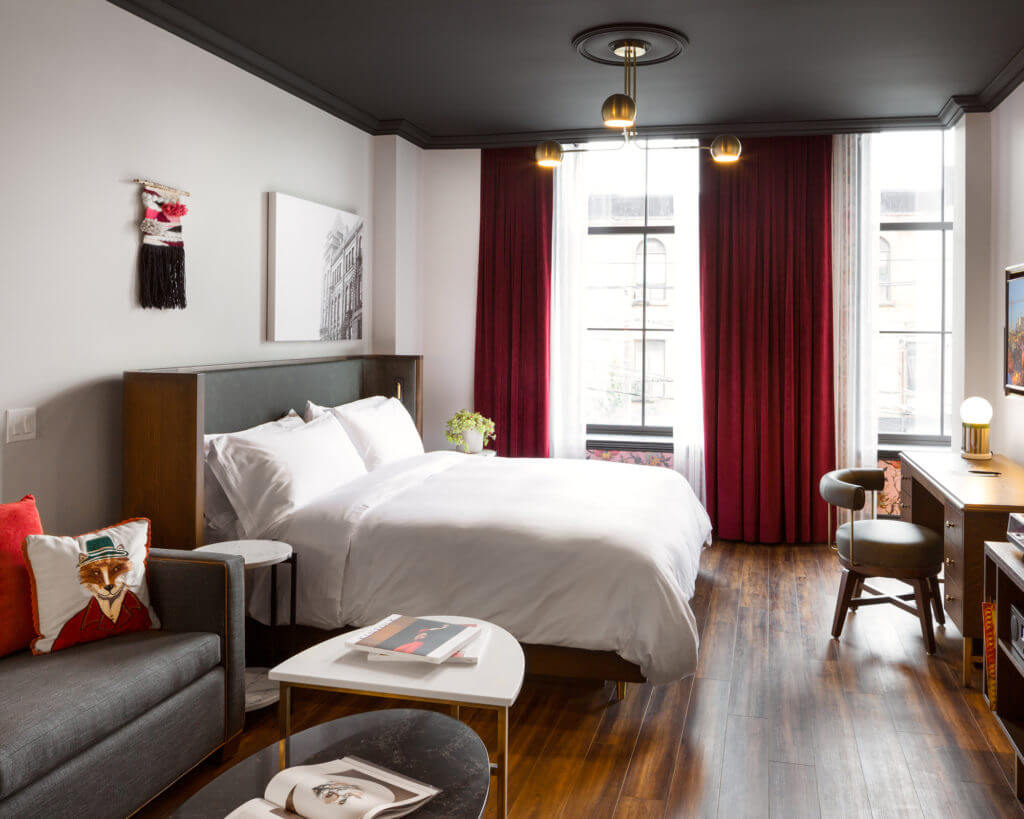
[269,615,524,817]
[195,540,296,712]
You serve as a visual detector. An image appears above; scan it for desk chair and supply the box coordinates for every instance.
[820,468,944,654]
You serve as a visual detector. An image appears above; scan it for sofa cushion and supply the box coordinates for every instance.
[0,495,43,658]
[0,629,220,799]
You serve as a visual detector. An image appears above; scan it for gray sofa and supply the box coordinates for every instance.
[0,549,245,818]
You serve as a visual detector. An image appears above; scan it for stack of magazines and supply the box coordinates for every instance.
[227,756,440,818]
[350,614,488,665]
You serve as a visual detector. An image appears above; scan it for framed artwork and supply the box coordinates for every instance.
[268,192,365,341]
[1007,263,1024,396]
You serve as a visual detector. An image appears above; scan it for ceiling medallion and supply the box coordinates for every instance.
[571,24,688,66]
[535,23,741,168]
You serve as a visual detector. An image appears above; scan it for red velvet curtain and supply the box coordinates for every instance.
[700,136,836,544]
[474,147,553,457]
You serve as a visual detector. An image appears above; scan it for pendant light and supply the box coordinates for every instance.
[534,24,742,169]
[602,40,642,129]
[709,134,743,163]
[535,141,564,168]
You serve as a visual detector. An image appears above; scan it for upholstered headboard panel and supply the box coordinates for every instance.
[123,355,422,547]
[203,357,420,434]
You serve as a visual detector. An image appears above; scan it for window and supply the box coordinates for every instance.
[872,130,955,445]
[878,237,892,305]
[579,140,700,434]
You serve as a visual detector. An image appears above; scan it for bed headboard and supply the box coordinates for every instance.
[123,355,422,548]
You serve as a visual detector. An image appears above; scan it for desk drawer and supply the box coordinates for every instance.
[900,477,912,520]
[942,541,964,589]
[943,504,964,548]
[942,575,965,631]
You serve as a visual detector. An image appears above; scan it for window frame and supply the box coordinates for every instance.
[875,131,953,447]
[583,145,687,437]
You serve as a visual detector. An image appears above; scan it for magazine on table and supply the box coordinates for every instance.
[226,757,440,819]
[349,614,480,663]
[368,623,489,665]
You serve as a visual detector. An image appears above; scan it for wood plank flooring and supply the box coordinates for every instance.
[140,541,1023,818]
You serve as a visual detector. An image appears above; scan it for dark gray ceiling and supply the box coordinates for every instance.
[111,0,1024,147]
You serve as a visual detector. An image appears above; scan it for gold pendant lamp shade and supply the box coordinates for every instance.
[710,134,743,163]
[535,140,564,168]
[601,93,637,129]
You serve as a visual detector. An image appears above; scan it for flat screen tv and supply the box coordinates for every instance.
[1008,264,1024,396]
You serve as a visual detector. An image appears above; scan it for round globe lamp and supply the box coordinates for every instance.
[710,134,742,163]
[535,141,563,168]
[601,93,636,128]
[960,396,993,460]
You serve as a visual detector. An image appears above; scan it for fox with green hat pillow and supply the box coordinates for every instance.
[51,535,152,651]
[23,518,159,654]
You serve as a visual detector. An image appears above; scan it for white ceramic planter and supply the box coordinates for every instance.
[462,428,484,454]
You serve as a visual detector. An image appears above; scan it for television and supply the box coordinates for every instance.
[1008,263,1024,396]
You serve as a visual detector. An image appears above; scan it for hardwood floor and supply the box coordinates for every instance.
[141,541,1024,818]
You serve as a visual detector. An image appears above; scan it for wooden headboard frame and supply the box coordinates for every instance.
[123,355,422,548]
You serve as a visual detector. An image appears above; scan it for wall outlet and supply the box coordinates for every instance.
[5,408,37,443]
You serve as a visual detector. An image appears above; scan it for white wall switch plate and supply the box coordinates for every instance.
[6,408,37,443]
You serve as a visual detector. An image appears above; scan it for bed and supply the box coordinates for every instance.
[123,356,710,685]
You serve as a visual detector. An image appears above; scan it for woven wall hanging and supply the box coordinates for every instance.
[134,178,189,309]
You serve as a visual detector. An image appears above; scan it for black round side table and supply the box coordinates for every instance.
[173,709,489,818]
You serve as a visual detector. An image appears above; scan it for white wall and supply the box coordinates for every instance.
[418,151,482,450]
[372,135,424,355]
[989,84,1024,460]
[0,0,374,532]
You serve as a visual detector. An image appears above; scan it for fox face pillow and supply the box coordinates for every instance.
[23,519,160,654]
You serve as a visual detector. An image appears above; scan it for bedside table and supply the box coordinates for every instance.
[195,539,296,711]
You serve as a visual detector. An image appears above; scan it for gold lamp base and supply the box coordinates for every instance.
[961,450,993,461]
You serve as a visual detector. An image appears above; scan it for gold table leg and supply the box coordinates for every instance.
[495,705,508,818]
[450,704,461,721]
[963,638,973,688]
[277,683,292,769]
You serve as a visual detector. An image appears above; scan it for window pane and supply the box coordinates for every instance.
[644,333,675,426]
[943,333,952,436]
[584,234,645,329]
[944,229,953,330]
[583,330,643,425]
[943,126,955,223]
[876,230,943,331]
[876,333,943,436]
[584,148,648,229]
[875,131,943,223]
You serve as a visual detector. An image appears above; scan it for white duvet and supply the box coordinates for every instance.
[250,452,711,683]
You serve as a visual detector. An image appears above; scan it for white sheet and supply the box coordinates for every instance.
[251,452,711,683]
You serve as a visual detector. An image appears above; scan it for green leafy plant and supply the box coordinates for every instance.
[445,409,496,451]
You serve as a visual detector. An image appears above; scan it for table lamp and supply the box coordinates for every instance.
[960,396,993,460]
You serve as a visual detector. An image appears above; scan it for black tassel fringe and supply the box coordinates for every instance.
[139,245,186,309]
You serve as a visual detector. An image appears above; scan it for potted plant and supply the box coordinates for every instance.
[445,409,496,454]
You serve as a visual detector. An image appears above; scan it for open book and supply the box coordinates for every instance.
[226,757,440,819]
[349,615,480,663]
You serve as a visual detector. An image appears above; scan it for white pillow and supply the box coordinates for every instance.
[329,396,424,470]
[302,395,388,423]
[203,411,303,534]
[208,414,366,538]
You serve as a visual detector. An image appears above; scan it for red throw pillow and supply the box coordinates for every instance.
[0,495,44,657]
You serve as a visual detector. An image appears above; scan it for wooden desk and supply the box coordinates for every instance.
[900,450,1024,685]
